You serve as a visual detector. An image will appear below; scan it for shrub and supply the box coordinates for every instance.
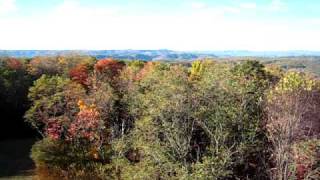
[292,139,320,179]
[31,138,109,180]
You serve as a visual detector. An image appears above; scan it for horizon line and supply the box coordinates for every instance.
[2,49,320,52]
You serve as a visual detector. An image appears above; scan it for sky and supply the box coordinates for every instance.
[1,0,320,51]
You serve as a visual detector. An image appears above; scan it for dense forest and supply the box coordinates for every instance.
[0,56,319,179]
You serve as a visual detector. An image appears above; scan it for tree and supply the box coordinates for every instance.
[189,60,204,81]
[0,58,34,138]
[57,55,96,75]
[120,64,195,178]
[134,61,157,81]
[0,58,33,109]
[95,58,125,78]
[28,57,61,77]
[229,60,272,179]
[28,55,96,78]
[69,63,90,87]
[190,60,272,179]
[6,58,23,70]
[266,71,320,179]
[25,75,86,136]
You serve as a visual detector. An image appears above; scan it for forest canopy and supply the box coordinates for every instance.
[0,56,319,179]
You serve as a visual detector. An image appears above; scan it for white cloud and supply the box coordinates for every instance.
[269,0,287,11]
[239,3,257,9]
[0,0,17,15]
[190,2,207,9]
[0,0,319,51]
[50,0,119,20]
[221,6,241,14]
[304,18,320,25]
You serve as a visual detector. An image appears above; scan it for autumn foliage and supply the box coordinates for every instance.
[6,58,22,70]
[2,56,315,180]
[69,64,89,86]
[135,61,156,80]
[94,58,124,77]
[45,117,65,140]
[67,100,101,142]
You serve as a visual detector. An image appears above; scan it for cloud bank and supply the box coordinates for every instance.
[0,0,319,51]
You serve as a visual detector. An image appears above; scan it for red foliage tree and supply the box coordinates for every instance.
[67,100,101,142]
[46,118,64,140]
[94,58,124,77]
[7,58,22,70]
[69,64,89,86]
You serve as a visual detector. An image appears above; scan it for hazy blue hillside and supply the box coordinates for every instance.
[1,50,320,60]
[201,50,320,57]
[0,50,216,61]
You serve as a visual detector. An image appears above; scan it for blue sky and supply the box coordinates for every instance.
[1,0,320,50]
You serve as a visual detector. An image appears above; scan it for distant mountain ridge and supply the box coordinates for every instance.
[0,50,205,61]
[1,50,320,60]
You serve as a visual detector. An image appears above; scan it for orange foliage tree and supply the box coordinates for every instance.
[135,61,156,81]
